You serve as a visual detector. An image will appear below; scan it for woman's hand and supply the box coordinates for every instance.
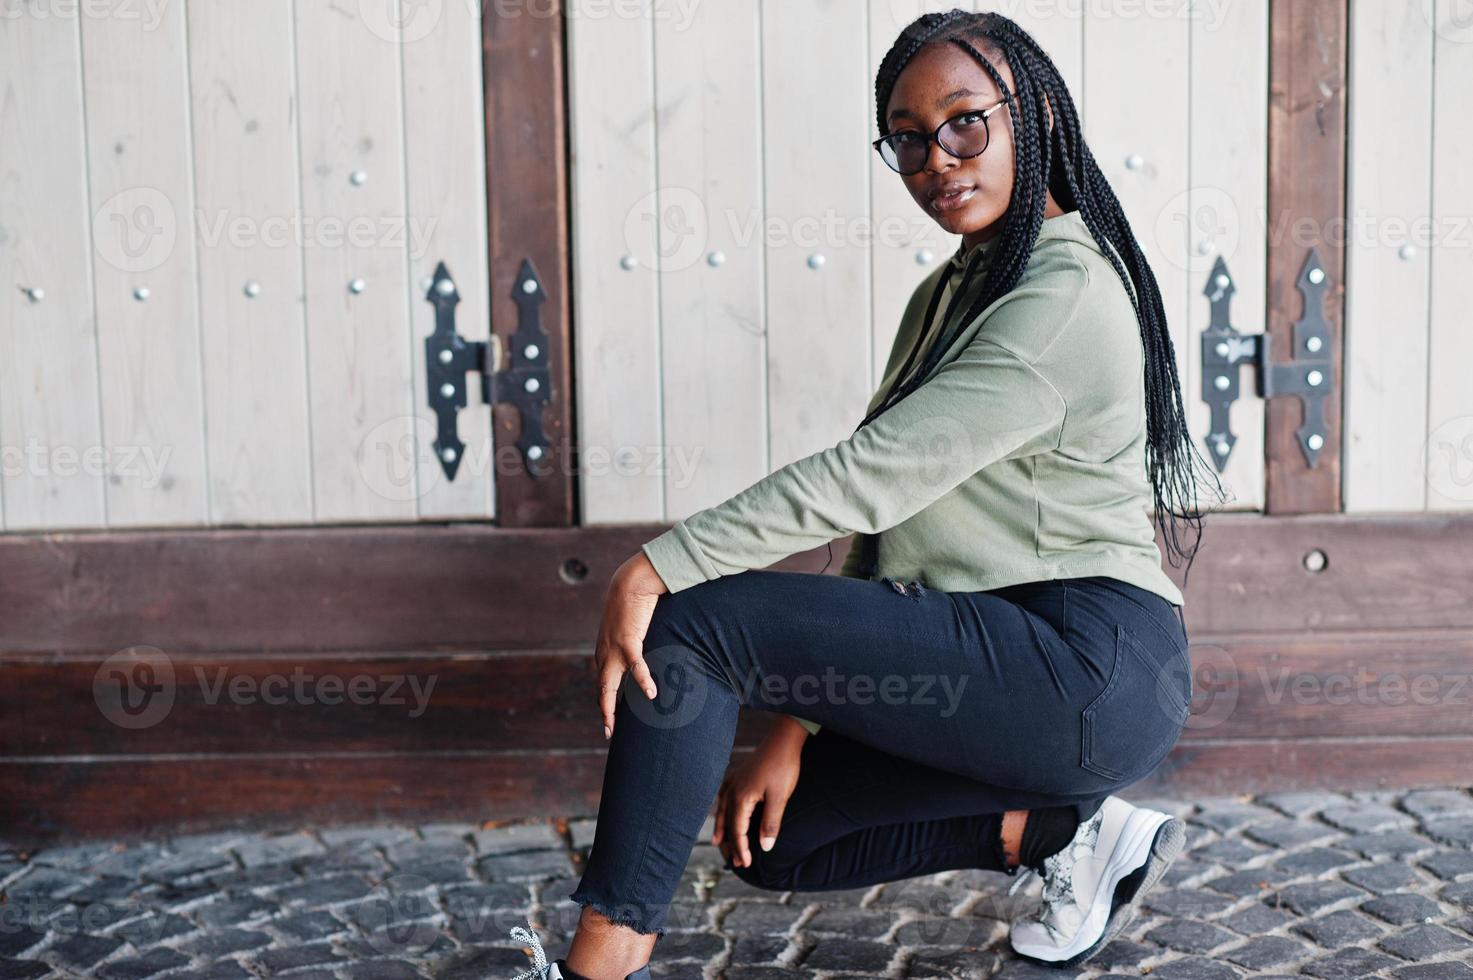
[712,717,808,868]
[594,551,669,740]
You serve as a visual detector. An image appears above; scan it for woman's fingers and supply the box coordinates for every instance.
[759,791,788,853]
[711,782,728,846]
[731,793,756,868]
[597,654,624,739]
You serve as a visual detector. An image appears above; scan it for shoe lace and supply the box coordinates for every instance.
[508,922,550,979]
[1008,810,1103,931]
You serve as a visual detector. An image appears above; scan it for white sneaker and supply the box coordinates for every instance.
[506,921,653,980]
[1006,795,1185,966]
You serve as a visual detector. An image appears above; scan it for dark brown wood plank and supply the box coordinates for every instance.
[6,515,1473,656]
[483,0,573,525]
[5,736,1471,844]
[1265,0,1346,512]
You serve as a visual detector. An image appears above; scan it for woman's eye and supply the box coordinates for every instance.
[952,112,985,129]
[892,132,922,144]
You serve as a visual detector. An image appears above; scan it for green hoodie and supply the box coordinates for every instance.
[640,210,1185,735]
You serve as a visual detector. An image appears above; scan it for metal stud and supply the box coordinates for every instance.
[441,446,457,463]
[807,253,826,270]
[527,445,544,461]
[133,285,150,302]
[243,280,261,298]
[1308,267,1325,285]
[1125,154,1144,171]
[1214,341,1230,357]
[1214,375,1230,391]
[23,286,44,303]
[1306,336,1322,353]
[620,255,638,271]
[350,169,368,186]
[1306,369,1323,387]
[348,278,366,294]
[524,343,540,360]
[438,348,453,365]
[524,377,540,394]
[1215,273,1231,290]
[916,249,934,265]
[707,251,726,268]
[521,278,537,294]
[1399,244,1417,261]
[1195,238,1213,256]
[1307,433,1324,451]
[439,382,455,398]
[435,277,456,296]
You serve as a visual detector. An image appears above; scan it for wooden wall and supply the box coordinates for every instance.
[1345,2,1473,513]
[0,0,494,531]
[569,0,1269,528]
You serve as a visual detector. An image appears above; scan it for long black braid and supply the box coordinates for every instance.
[819,8,1225,592]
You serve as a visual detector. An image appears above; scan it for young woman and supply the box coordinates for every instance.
[509,8,1224,978]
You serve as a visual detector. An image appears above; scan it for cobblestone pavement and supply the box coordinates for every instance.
[3,788,1473,979]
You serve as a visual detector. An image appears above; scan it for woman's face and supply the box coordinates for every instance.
[882,41,1020,250]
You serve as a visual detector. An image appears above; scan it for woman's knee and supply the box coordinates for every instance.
[725,805,806,892]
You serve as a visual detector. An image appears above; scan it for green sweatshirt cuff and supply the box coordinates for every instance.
[641,521,717,594]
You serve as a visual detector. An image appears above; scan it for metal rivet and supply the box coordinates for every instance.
[1306,336,1323,353]
[1214,375,1230,391]
[1214,341,1230,357]
[1303,548,1328,572]
[916,249,934,265]
[1307,369,1323,387]
[1308,267,1325,285]
[521,278,537,294]
[524,344,540,360]
[133,285,150,301]
[527,445,544,461]
[439,382,455,398]
[1125,154,1144,171]
[707,251,725,268]
[524,377,540,394]
[419,276,434,292]
[243,280,261,298]
[437,349,453,364]
[620,255,638,271]
[441,446,457,463]
[1399,244,1416,261]
[435,278,455,296]
[24,286,44,303]
[1195,238,1213,256]
[1307,433,1324,451]
[808,253,826,270]
[1214,439,1229,456]
[350,169,367,186]
[348,278,366,294]
[1215,273,1231,290]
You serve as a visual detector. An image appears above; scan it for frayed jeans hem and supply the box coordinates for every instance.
[566,888,668,941]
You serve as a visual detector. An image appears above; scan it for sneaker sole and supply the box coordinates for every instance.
[1011,810,1187,967]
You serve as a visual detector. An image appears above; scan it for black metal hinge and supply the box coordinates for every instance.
[424,259,551,481]
[1199,248,1334,473]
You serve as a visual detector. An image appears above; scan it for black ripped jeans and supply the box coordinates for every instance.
[568,570,1192,938]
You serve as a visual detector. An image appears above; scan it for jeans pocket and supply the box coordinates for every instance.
[1080,623,1192,781]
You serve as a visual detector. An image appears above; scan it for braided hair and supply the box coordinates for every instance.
[821,8,1225,590]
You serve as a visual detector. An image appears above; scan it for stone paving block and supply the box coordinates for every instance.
[727,932,790,965]
[1258,791,1351,818]
[1421,850,1473,881]
[170,962,256,980]
[1318,802,1417,834]
[1376,921,1473,961]
[798,936,895,972]
[1290,907,1386,947]
[1274,847,1360,877]
[649,928,724,961]
[1206,866,1294,898]
[801,906,893,938]
[1218,935,1313,970]
[1441,878,1473,909]
[93,947,191,979]
[891,914,995,950]
[1394,963,1473,980]
[253,940,347,973]
[1243,820,1342,850]
[1360,890,1443,925]
[1190,801,1284,834]
[1145,955,1246,980]
[1221,902,1296,935]
[1300,945,1403,978]
[0,958,51,979]
[1338,829,1436,860]
[1139,887,1236,918]
[904,945,1002,978]
[722,901,806,935]
[1144,917,1239,954]
[230,831,324,868]
[1422,816,1473,849]
[1340,861,1425,894]
[478,848,575,882]
[179,926,274,958]
[47,931,126,971]
[1192,837,1269,865]
[471,821,562,855]
[1267,880,1367,916]
[1401,789,1473,822]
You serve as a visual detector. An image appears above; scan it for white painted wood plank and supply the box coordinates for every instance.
[293,0,416,521]
[1344,2,1433,512]
[187,0,313,525]
[1187,0,1267,510]
[0,11,105,530]
[1082,2,1191,508]
[761,0,871,471]
[80,0,208,526]
[1425,6,1473,513]
[652,0,767,517]
[567,2,664,524]
[400,0,495,519]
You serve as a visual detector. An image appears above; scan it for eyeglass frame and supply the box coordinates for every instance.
[871,90,1014,175]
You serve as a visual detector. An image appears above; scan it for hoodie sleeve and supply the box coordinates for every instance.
[639,331,1067,594]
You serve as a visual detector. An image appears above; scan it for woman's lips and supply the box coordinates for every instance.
[930,186,976,212]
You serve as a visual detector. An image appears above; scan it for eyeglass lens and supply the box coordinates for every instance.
[881,114,990,174]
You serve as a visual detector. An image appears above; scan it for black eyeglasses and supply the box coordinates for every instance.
[872,93,1013,175]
